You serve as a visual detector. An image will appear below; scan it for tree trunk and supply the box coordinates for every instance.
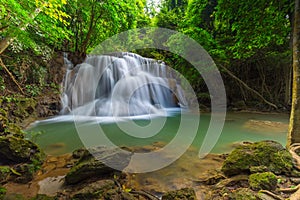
[287,0,300,147]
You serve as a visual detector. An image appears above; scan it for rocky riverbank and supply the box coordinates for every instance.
[2,139,300,199]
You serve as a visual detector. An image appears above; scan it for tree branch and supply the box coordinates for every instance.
[220,64,278,109]
[0,58,24,95]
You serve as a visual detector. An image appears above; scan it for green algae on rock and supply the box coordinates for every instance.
[221,140,293,177]
[227,188,257,200]
[65,147,132,185]
[162,188,197,200]
[0,136,45,184]
[0,136,45,164]
[248,172,277,191]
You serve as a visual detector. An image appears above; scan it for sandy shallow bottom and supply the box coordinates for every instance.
[3,146,225,199]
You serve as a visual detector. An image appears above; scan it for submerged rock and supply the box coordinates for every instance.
[162,188,197,200]
[65,147,132,185]
[221,140,293,177]
[243,119,288,133]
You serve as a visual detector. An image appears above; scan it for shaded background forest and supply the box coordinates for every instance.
[0,0,295,114]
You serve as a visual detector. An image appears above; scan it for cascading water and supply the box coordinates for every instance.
[61,52,187,117]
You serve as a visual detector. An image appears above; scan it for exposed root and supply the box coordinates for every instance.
[259,190,283,200]
[289,143,300,171]
[279,184,300,193]
[290,187,300,200]
[215,175,248,189]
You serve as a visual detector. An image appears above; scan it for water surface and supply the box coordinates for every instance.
[27,111,289,156]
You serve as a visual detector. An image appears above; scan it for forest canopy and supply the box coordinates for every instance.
[0,0,295,110]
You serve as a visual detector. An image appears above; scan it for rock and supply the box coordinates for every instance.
[243,119,288,133]
[31,194,56,200]
[2,193,25,200]
[291,178,300,184]
[162,188,197,200]
[65,147,132,185]
[71,179,139,200]
[228,188,257,200]
[0,136,45,165]
[250,166,269,173]
[71,179,115,199]
[38,176,65,196]
[249,172,277,191]
[197,171,226,185]
[72,148,90,159]
[10,163,36,183]
[221,140,293,177]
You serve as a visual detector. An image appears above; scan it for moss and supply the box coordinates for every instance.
[228,188,257,200]
[0,96,38,129]
[0,136,45,164]
[72,180,116,199]
[221,141,293,176]
[162,188,196,200]
[249,172,277,191]
[65,147,131,185]
[0,166,11,183]
[30,194,56,200]
[11,163,36,183]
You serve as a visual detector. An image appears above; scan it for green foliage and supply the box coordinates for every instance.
[25,85,41,97]
[0,0,70,53]
[65,0,150,54]
[214,0,292,59]
[0,186,6,199]
[154,0,188,30]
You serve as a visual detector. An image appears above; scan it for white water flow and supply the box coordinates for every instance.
[61,52,187,117]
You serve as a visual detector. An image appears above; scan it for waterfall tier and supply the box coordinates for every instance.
[61,52,187,117]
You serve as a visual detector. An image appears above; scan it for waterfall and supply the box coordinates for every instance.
[61,52,187,117]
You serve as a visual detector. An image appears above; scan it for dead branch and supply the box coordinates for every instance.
[290,186,300,200]
[279,184,300,193]
[215,175,248,189]
[220,64,278,109]
[259,190,284,200]
[0,58,24,95]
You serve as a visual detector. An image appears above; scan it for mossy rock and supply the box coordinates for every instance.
[72,180,116,199]
[227,188,257,200]
[0,166,11,183]
[0,136,45,165]
[221,140,293,177]
[30,194,56,200]
[249,172,277,191]
[10,163,36,183]
[65,147,132,185]
[162,188,196,200]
